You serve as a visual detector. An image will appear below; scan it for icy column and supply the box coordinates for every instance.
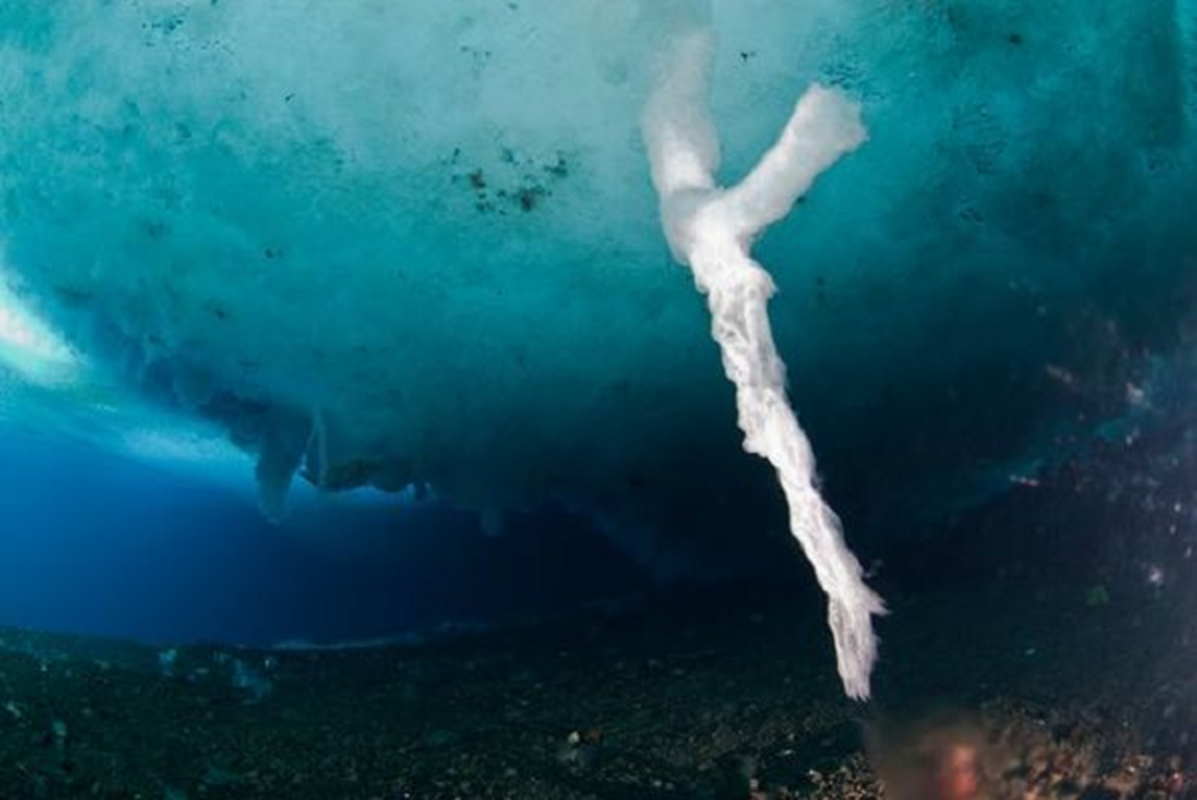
[642,30,885,699]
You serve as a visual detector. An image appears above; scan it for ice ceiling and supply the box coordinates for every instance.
[1,0,1195,696]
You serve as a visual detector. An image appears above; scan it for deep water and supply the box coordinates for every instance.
[0,431,644,646]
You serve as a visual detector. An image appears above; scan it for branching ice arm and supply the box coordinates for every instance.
[722,85,868,242]
[642,29,885,700]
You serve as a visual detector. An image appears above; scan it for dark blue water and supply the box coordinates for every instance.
[0,433,643,646]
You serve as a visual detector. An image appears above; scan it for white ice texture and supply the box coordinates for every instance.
[642,22,883,699]
[1,0,1196,691]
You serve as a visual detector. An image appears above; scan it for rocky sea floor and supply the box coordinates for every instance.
[1,562,1194,800]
